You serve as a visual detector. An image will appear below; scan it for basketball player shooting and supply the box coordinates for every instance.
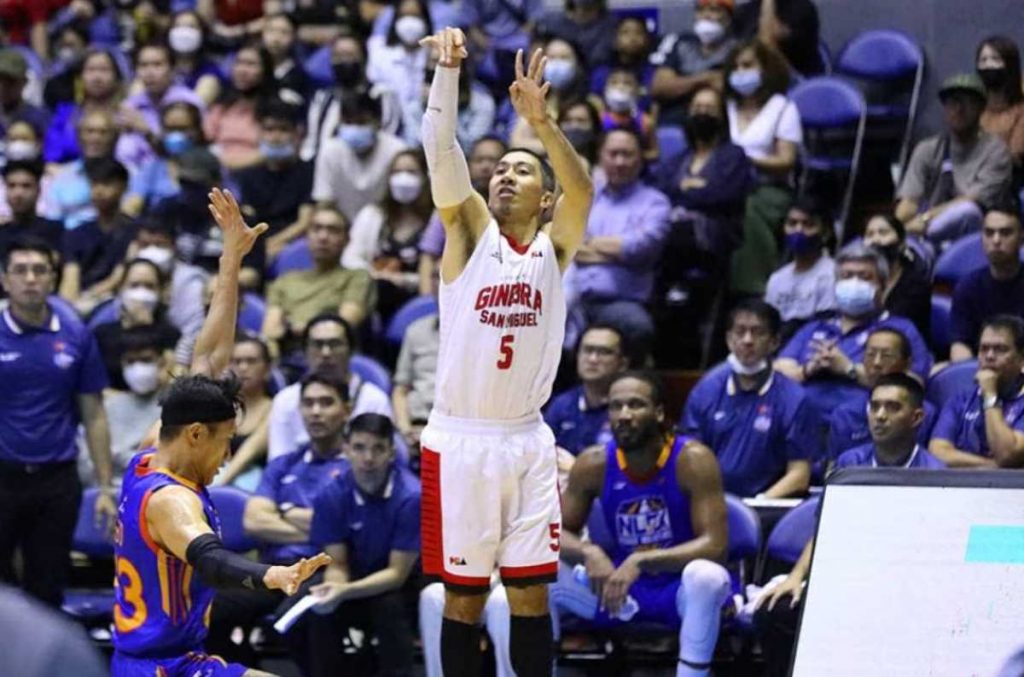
[110,189,330,677]
[419,27,594,677]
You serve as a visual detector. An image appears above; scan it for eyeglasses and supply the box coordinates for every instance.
[6,263,52,278]
[309,338,348,352]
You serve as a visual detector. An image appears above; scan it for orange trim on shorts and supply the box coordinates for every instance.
[500,562,558,579]
[420,447,444,577]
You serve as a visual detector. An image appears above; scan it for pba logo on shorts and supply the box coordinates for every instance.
[615,495,672,548]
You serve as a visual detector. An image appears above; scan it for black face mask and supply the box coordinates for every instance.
[978,67,1008,89]
[686,113,721,142]
[871,242,901,263]
[562,127,595,153]
[333,62,364,87]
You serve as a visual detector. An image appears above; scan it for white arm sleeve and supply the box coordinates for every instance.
[421,66,473,208]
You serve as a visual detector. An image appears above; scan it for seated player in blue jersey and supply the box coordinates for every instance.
[754,372,943,677]
[930,314,1024,468]
[682,299,815,497]
[206,368,352,665]
[827,327,937,462]
[544,324,630,456]
[291,414,421,677]
[555,371,733,677]
[112,188,331,677]
[774,242,932,424]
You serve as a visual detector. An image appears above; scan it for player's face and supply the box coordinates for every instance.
[608,378,664,451]
[196,420,237,483]
[488,151,552,220]
[863,332,908,385]
[867,385,921,444]
[577,328,626,383]
[725,311,777,366]
[300,382,350,443]
[1,250,54,309]
[978,327,1024,379]
[347,431,395,494]
[305,321,351,372]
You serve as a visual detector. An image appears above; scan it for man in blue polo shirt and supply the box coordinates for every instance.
[683,299,816,498]
[930,315,1024,468]
[827,327,937,462]
[206,368,353,664]
[0,237,116,607]
[544,324,629,456]
[303,413,420,677]
[774,242,931,424]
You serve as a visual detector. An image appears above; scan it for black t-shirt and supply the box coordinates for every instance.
[93,317,181,391]
[63,215,139,289]
[0,215,64,261]
[235,160,314,235]
[951,265,1024,348]
[733,0,825,76]
[886,255,932,341]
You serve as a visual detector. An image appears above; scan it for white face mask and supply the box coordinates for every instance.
[137,246,175,273]
[121,286,159,312]
[727,352,768,376]
[123,361,161,395]
[169,25,202,54]
[694,19,726,46]
[604,86,636,113]
[6,140,38,161]
[389,171,423,204]
[394,15,427,45]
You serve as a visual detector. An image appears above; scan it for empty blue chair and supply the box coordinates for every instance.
[925,360,978,409]
[725,494,762,565]
[268,238,314,279]
[933,232,986,286]
[350,354,393,393]
[766,497,820,565]
[789,77,867,240]
[384,295,439,346]
[931,295,952,358]
[835,29,924,177]
[239,293,266,335]
[208,486,259,553]
[63,488,116,622]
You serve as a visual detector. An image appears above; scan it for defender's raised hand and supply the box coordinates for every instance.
[509,48,551,127]
[420,26,468,69]
[207,187,269,259]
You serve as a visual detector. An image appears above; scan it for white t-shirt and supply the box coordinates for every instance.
[728,94,803,161]
[311,132,408,222]
[341,204,387,271]
[765,254,836,322]
[267,373,394,460]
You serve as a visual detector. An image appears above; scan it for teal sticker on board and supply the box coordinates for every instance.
[965,525,1024,564]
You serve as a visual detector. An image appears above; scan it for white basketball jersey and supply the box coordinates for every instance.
[433,220,566,420]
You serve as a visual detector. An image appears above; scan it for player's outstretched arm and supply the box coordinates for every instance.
[147,485,330,594]
[509,48,594,270]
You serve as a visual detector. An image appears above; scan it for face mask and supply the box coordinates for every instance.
[162,131,193,156]
[544,58,576,89]
[121,286,159,312]
[834,278,878,317]
[389,171,423,204]
[871,242,901,263]
[169,25,202,54]
[137,245,175,273]
[562,126,595,152]
[5,140,38,161]
[978,67,1007,89]
[785,231,821,256]
[123,361,161,395]
[259,140,295,162]
[332,61,364,87]
[729,69,762,97]
[727,352,768,376]
[685,113,720,141]
[604,86,635,113]
[394,15,427,45]
[57,46,79,64]
[694,19,726,46]
[338,123,375,153]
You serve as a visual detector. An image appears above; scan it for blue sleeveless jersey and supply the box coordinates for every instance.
[112,451,222,658]
[600,436,695,583]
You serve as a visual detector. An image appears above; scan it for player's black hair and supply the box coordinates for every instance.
[84,156,129,185]
[727,298,782,338]
[2,236,55,271]
[159,374,243,441]
[300,367,351,403]
[119,326,165,357]
[981,314,1024,353]
[871,372,925,409]
[302,313,356,352]
[867,327,912,361]
[1,158,43,181]
[503,147,556,193]
[346,412,395,441]
[610,370,665,407]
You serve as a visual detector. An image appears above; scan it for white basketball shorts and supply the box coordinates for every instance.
[420,412,562,591]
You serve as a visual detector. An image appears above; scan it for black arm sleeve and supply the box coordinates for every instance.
[185,533,272,591]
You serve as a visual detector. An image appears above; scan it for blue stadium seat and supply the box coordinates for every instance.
[87,297,120,330]
[239,293,266,335]
[384,295,438,346]
[817,40,833,75]
[725,494,762,586]
[766,497,820,565]
[933,232,986,286]
[789,77,867,240]
[925,360,978,409]
[930,295,952,358]
[655,125,687,166]
[63,488,115,623]
[303,45,334,89]
[350,354,393,394]
[268,237,314,279]
[208,486,259,553]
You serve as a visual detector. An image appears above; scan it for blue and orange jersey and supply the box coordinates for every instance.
[112,450,222,658]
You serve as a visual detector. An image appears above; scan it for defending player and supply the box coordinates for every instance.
[419,27,593,677]
[111,189,330,677]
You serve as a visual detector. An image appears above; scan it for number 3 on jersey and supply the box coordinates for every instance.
[497,334,515,370]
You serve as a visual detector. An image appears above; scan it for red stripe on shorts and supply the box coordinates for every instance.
[499,561,559,579]
[420,447,443,576]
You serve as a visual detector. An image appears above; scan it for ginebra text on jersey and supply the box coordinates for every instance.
[474,282,544,329]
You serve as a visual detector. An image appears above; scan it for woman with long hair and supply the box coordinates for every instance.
[168,9,225,106]
[215,336,275,489]
[203,42,277,170]
[977,35,1024,172]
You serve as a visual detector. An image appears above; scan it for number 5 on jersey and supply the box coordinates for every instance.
[497,334,515,370]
